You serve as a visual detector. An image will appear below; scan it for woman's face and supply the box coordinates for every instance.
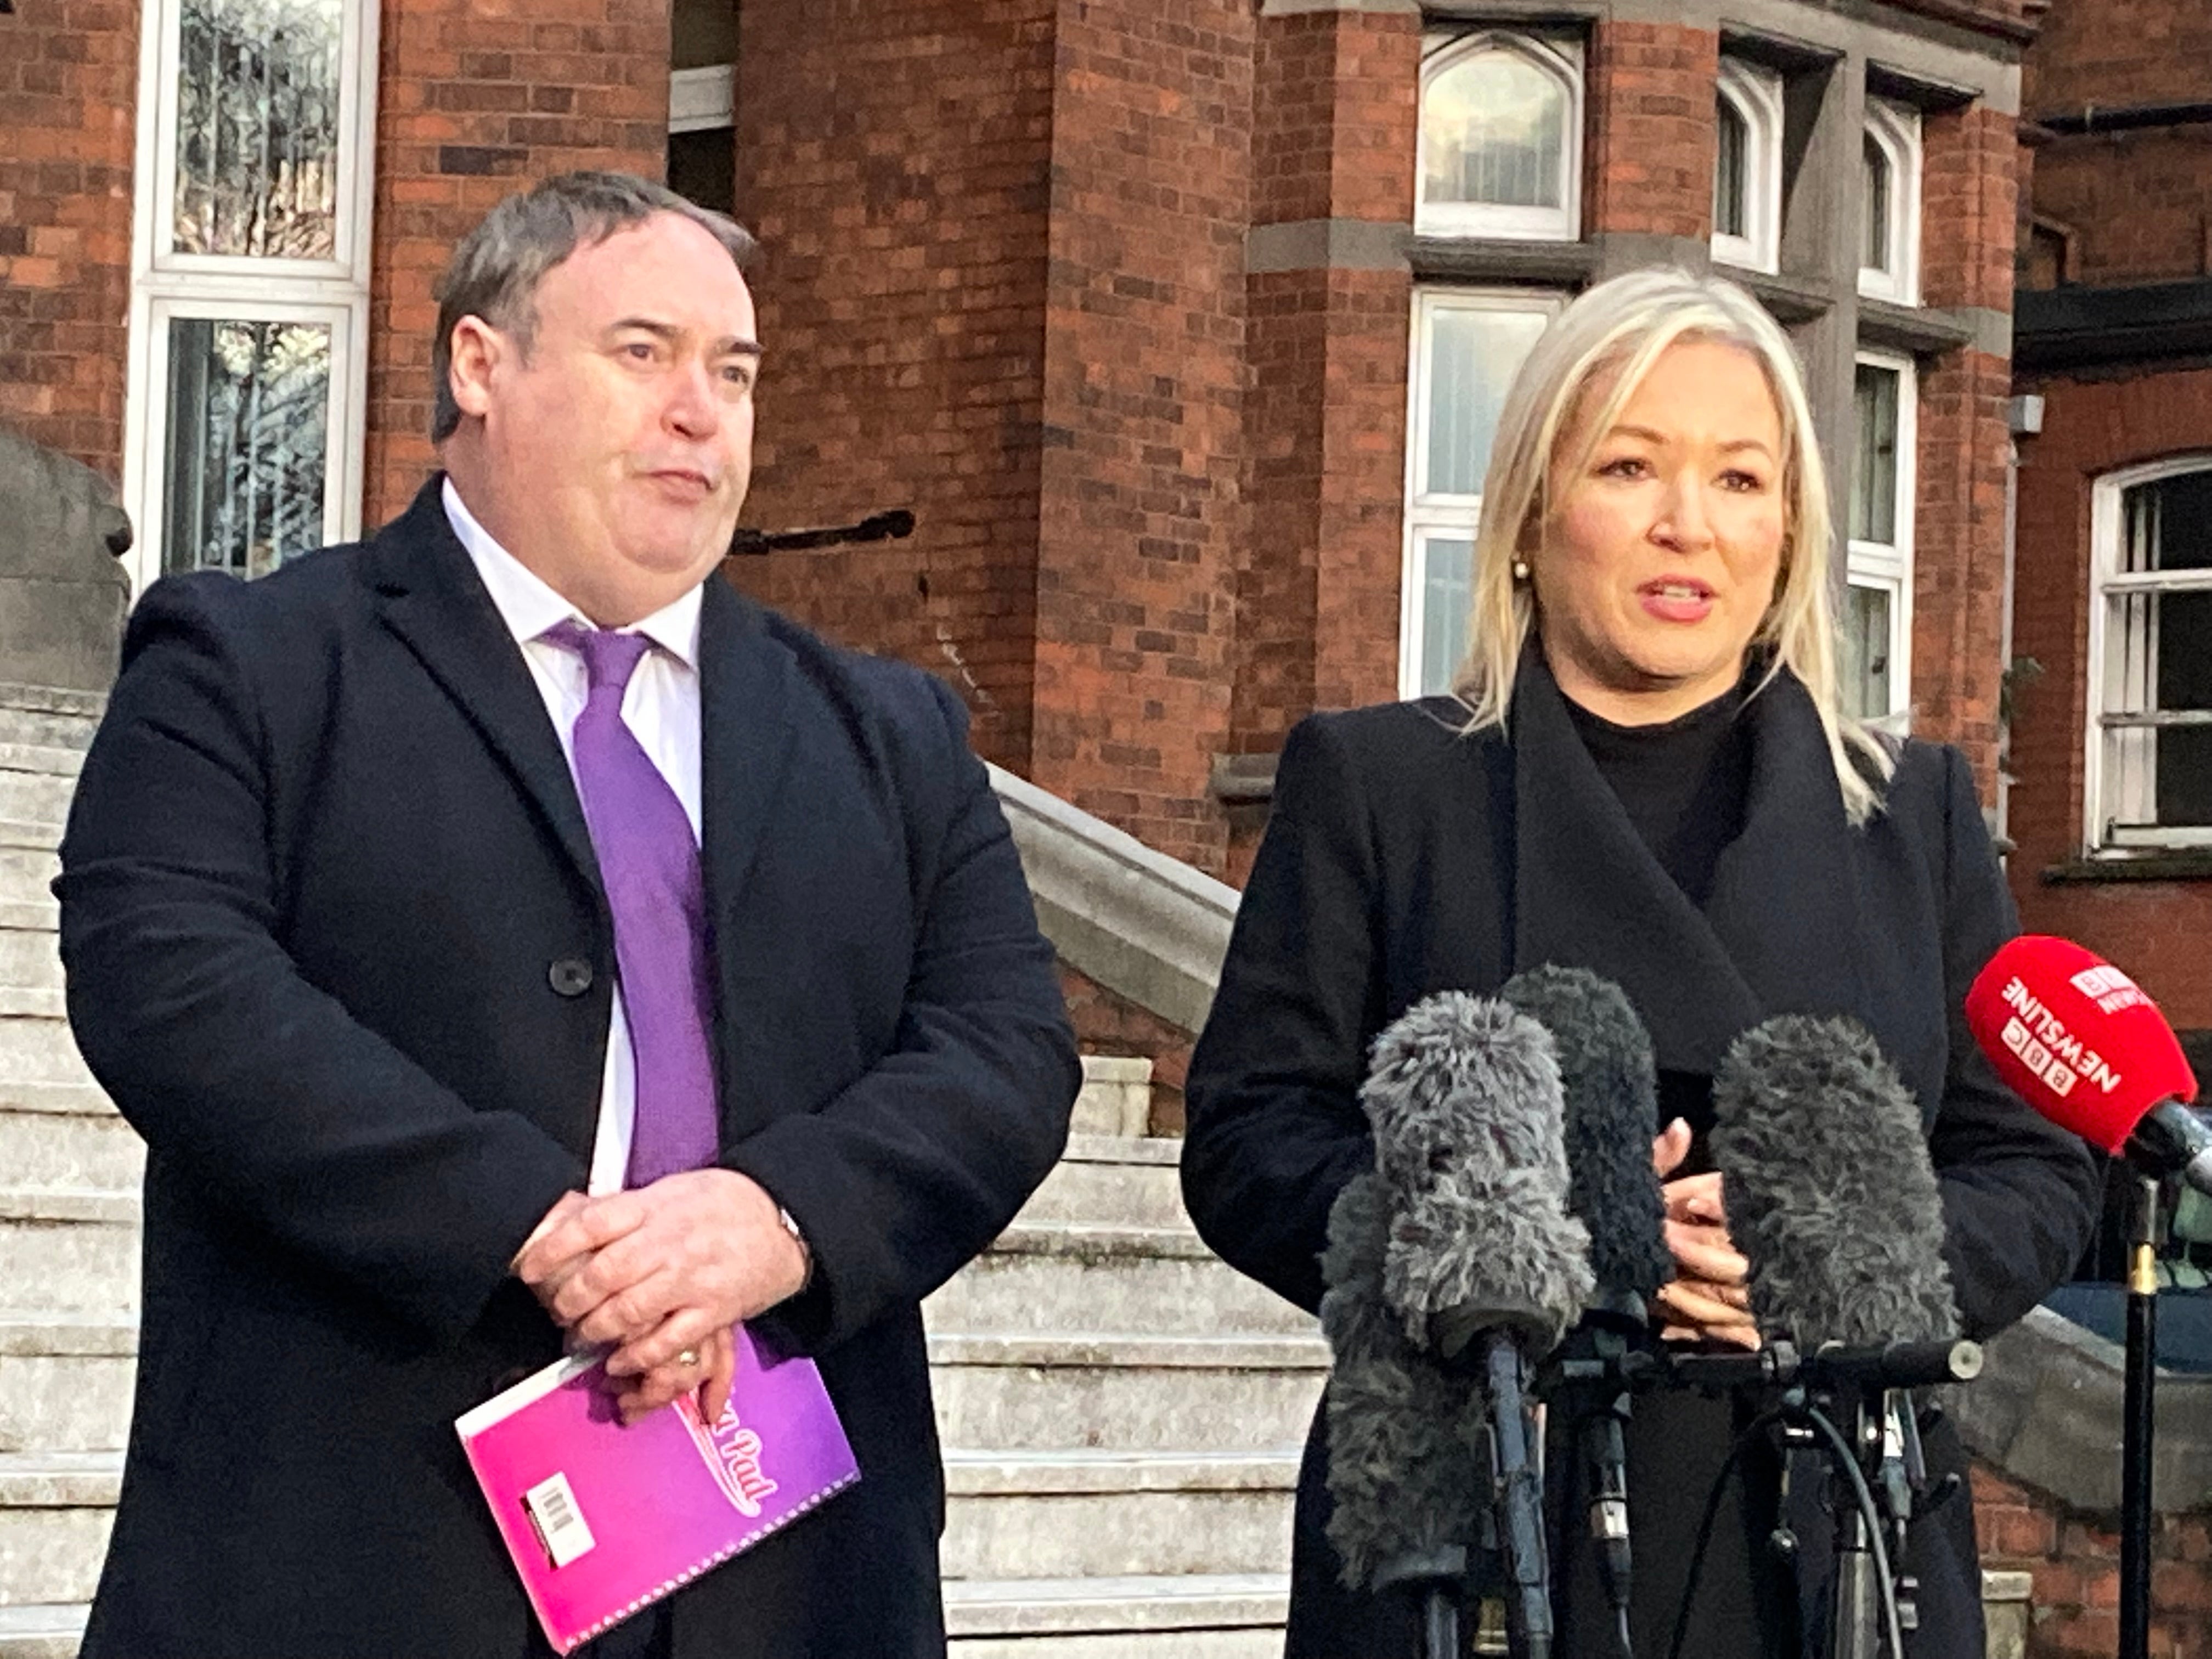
[1533,338,1788,725]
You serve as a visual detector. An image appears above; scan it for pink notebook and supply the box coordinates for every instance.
[456,1325,860,1654]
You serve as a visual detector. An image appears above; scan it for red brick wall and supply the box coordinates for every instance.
[1029,0,1254,875]
[1584,21,1717,242]
[725,0,1057,774]
[1234,7,1417,788]
[2006,365,2212,1031]
[1058,962,1192,1135]
[2021,0,2212,289]
[0,0,137,479]
[1975,1464,2212,1659]
[365,0,673,527]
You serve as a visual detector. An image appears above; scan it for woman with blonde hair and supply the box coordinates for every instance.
[1180,269,2098,1656]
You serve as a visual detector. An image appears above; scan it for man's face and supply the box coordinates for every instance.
[458,212,759,625]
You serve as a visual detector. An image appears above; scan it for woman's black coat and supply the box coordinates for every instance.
[1180,662,2102,1657]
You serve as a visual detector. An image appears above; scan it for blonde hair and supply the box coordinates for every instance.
[1450,268,1893,822]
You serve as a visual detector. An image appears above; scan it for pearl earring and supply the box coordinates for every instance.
[1511,558,1531,582]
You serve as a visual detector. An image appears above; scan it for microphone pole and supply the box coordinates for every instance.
[2121,1173,2160,1659]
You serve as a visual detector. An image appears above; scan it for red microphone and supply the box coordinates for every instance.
[1965,935,2205,1192]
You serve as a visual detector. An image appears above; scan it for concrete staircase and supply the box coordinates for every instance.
[930,1062,1325,1654]
[0,684,1327,1656]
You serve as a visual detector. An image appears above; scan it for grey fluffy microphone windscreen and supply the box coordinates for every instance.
[1319,992,1594,1590]
[1710,1015,1959,1348]
[1502,966,1671,1307]
[1363,992,1595,1351]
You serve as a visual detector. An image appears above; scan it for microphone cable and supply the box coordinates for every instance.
[1662,1402,1911,1659]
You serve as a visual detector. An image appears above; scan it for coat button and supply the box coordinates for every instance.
[548,958,594,997]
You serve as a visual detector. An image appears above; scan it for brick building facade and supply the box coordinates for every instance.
[4,0,2202,1652]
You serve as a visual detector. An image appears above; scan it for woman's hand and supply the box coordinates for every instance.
[1649,1117,1761,1350]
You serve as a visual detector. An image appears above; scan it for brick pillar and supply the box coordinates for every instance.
[1234,4,1418,772]
[366,1,673,526]
[1583,21,1717,243]
[728,0,1058,774]
[1912,102,2019,789]
[1030,0,1254,874]
[0,0,138,479]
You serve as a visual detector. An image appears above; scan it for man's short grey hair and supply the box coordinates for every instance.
[430,171,758,442]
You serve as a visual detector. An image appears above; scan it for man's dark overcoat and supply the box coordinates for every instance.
[59,479,1080,1658]
[1180,658,2103,1658]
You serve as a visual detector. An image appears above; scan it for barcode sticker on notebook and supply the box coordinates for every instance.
[523,1471,596,1568]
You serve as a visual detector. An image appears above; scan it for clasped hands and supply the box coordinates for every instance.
[512,1169,810,1425]
[1649,1118,1760,1351]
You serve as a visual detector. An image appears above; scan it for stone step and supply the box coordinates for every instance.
[0,1454,116,1609]
[0,689,102,756]
[0,1319,133,1457]
[0,1022,92,1092]
[0,1111,140,1199]
[944,1572,1287,1642]
[1070,1056,1150,1139]
[928,1331,1326,1454]
[0,777,73,837]
[949,1634,1277,1657]
[0,1602,86,1659]
[1016,1136,1185,1232]
[0,855,55,919]
[926,1223,1313,1341]
[941,1451,1298,1582]
[0,1086,108,1122]
[0,1193,138,1317]
[0,934,61,998]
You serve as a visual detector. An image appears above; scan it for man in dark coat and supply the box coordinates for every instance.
[58,171,1079,1658]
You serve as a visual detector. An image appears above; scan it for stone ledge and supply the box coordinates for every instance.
[1954,1305,2212,1515]
[990,765,1236,1035]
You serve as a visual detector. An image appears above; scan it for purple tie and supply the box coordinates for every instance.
[544,622,720,1187]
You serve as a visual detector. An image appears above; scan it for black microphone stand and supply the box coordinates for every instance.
[2120,1173,2163,1659]
[1656,1340,1979,1659]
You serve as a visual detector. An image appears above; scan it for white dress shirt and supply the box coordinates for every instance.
[443,479,705,1196]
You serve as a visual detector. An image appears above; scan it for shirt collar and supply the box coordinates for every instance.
[442,477,703,672]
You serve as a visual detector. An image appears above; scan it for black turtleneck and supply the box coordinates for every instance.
[1561,680,1753,911]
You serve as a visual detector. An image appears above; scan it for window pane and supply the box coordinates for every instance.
[2156,590,2212,826]
[1424,305,1551,498]
[1851,364,1901,545]
[1424,47,1566,211]
[175,0,344,259]
[1840,583,1892,719]
[1863,136,1891,272]
[2124,472,2212,573]
[1715,98,1748,240]
[163,317,331,580]
[1420,535,1476,696]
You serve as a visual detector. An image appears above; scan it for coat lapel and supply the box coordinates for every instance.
[1701,672,1870,1032]
[366,478,604,905]
[1509,645,1872,1075]
[1511,648,1761,1074]
[696,577,799,954]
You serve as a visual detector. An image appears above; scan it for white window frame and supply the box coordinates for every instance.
[2083,455,2212,855]
[1400,288,1565,699]
[1712,58,1784,275]
[1415,32,1583,244]
[1847,349,1917,727]
[1858,99,1922,306]
[121,0,379,592]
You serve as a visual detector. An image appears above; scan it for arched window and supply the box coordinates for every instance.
[1714,97,1750,240]
[2086,459,2212,852]
[1859,100,1921,304]
[1417,33,1582,241]
[1711,59,1783,273]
